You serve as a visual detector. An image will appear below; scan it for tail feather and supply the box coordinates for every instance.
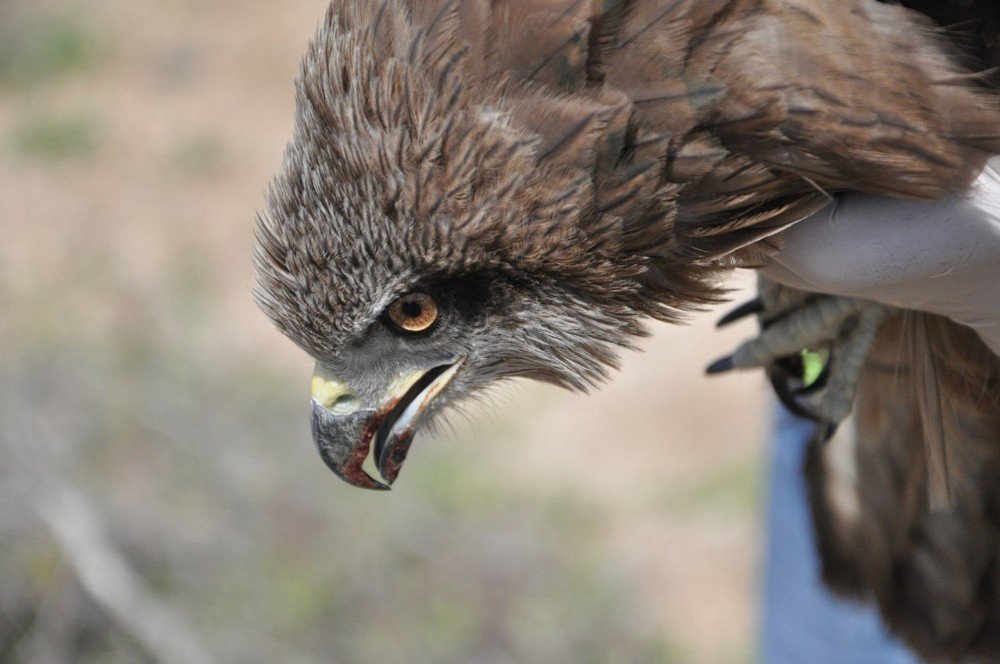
[809,312,1000,662]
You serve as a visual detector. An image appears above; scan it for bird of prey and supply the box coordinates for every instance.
[254,1,1000,659]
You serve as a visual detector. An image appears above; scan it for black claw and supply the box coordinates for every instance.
[768,371,824,423]
[814,422,839,444]
[705,355,735,375]
[716,298,764,328]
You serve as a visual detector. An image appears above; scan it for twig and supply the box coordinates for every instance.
[34,483,215,664]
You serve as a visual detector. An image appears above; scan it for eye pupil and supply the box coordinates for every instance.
[386,292,438,333]
[401,301,422,318]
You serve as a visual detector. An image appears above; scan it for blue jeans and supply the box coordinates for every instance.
[760,405,919,664]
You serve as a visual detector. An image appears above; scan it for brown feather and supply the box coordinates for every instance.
[255,4,1000,656]
[811,314,1000,661]
[783,3,1000,660]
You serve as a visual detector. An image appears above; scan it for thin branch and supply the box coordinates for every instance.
[35,483,215,664]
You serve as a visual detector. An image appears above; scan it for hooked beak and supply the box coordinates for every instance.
[310,360,463,490]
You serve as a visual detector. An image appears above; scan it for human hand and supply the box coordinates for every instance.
[760,161,1000,356]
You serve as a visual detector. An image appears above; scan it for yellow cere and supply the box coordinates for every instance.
[311,375,351,409]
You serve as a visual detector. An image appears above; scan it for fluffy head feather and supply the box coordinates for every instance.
[256,0,998,372]
[253,0,998,483]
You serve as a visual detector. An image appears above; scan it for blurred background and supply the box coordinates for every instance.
[0,0,772,661]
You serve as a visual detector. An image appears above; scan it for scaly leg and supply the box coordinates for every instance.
[709,278,892,439]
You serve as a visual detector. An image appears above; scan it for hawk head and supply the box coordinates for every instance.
[252,2,712,488]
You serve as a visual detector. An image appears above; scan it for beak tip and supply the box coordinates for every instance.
[312,402,390,490]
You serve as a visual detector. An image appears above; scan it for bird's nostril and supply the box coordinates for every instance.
[329,394,361,415]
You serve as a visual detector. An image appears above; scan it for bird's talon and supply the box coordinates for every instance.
[714,291,889,434]
[716,297,764,328]
[813,422,839,444]
[705,355,736,375]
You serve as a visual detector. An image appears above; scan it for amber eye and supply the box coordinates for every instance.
[386,292,439,333]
